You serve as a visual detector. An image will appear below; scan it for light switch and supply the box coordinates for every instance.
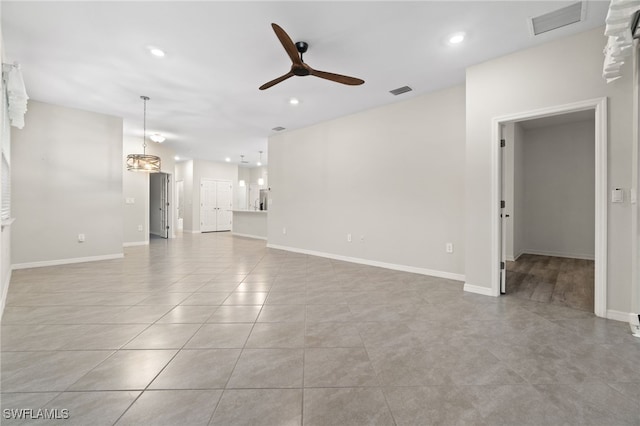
[611,188,624,203]
[125,198,135,204]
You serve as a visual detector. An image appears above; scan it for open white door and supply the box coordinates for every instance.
[160,173,169,238]
[500,125,507,294]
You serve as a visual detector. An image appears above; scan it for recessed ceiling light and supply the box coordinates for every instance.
[150,133,165,143]
[174,156,180,161]
[225,157,231,162]
[257,161,262,166]
[448,32,465,45]
[148,46,165,57]
[289,98,299,105]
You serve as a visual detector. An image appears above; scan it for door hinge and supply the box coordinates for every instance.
[500,261,505,270]
[500,200,505,208]
[500,139,505,147]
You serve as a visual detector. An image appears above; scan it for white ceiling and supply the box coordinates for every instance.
[1,1,609,166]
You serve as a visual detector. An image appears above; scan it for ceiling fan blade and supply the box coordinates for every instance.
[259,72,295,90]
[271,23,303,66]
[309,68,364,86]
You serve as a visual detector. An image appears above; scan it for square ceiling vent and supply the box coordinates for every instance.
[530,2,585,36]
[389,86,412,96]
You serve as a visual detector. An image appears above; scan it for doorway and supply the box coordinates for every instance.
[501,111,596,312]
[150,172,170,239]
[200,178,232,232]
[493,97,607,317]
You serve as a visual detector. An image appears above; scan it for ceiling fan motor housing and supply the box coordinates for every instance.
[295,41,308,53]
[294,41,310,75]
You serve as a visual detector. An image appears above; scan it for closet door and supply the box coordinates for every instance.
[200,178,217,232]
[215,181,232,231]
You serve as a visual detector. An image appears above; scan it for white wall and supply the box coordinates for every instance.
[513,122,526,260]
[0,29,12,315]
[175,160,194,232]
[268,85,465,278]
[236,167,251,210]
[465,27,633,314]
[122,136,175,245]
[250,166,268,188]
[522,120,595,259]
[12,101,123,266]
[191,159,238,232]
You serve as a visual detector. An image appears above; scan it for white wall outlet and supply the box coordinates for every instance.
[347,233,352,242]
[78,233,85,242]
[360,235,365,242]
[138,225,143,232]
[611,188,624,203]
[446,243,453,253]
[282,227,287,235]
[125,197,135,204]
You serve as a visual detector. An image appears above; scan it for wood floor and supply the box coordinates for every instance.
[506,254,594,312]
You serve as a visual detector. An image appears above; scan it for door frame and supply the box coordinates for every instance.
[149,171,172,239]
[491,97,608,317]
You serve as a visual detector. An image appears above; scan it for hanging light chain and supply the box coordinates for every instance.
[141,95,150,154]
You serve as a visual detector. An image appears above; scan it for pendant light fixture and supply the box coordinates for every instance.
[257,150,263,166]
[126,95,161,172]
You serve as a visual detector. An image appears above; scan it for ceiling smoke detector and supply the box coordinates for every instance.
[530,2,585,36]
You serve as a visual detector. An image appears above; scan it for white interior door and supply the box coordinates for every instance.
[215,181,232,231]
[500,126,507,294]
[160,173,169,238]
[200,179,217,232]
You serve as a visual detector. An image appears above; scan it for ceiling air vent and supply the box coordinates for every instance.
[272,126,286,131]
[530,2,584,36]
[389,86,412,96]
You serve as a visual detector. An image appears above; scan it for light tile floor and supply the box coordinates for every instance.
[1,232,639,425]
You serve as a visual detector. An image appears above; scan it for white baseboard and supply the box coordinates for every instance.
[233,232,267,241]
[522,249,594,261]
[463,283,496,297]
[12,253,124,270]
[606,309,636,323]
[506,251,524,262]
[266,243,465,282]
[123,241,149,247]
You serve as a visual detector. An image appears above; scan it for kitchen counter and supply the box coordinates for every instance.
[232,209,267,214]
[232,210,267,240]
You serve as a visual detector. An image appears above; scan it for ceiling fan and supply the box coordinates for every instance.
[259,23,365,90]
